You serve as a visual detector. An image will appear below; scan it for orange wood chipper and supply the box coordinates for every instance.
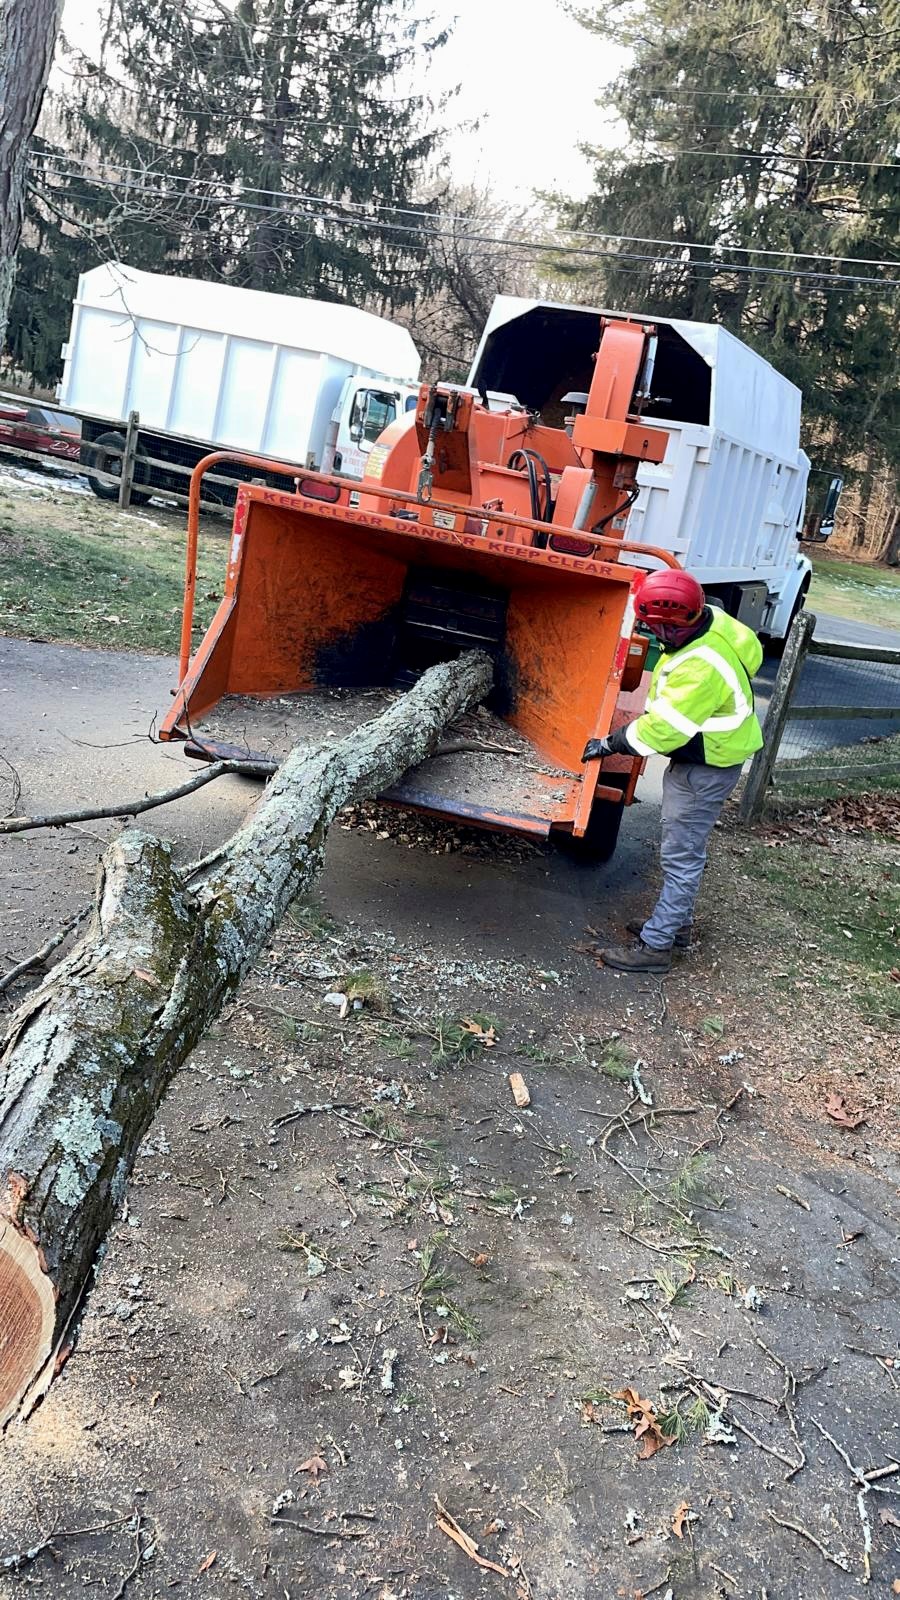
[160,316,680,860]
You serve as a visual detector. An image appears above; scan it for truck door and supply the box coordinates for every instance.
[334,386,402,478]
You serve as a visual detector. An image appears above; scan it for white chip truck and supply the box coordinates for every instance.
[469,296,833,647]
[58,263,420,503]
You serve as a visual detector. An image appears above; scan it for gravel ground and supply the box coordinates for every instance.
[1,640,898,1600]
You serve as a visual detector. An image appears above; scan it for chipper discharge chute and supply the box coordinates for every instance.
[160,316,678,859]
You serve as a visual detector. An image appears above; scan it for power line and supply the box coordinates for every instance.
[645,84,900,107]
[607,146,900,170]
[31,147,896,268]
[34,164,900,291]
[35,149,900,274]
[34,179,896,304]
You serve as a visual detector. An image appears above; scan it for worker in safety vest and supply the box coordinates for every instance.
[583,569,763,974]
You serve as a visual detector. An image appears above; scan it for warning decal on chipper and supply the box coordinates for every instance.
[366,444,389,480]
[432,510,457,531]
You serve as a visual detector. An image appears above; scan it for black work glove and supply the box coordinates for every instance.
[582,726,634,762]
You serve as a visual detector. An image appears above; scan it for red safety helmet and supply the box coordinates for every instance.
[634,568,705,627]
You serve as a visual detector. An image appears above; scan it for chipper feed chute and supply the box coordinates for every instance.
[160,315,678,857]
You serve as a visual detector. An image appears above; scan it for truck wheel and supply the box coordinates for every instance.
[556,775,629,864]
[86,430,152,506]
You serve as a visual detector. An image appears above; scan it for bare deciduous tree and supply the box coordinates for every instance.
[409,186,554,380]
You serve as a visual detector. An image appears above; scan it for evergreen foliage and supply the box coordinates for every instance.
[562,0,900,481]
[8,0,448,384]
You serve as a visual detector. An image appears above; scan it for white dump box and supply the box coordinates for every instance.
[58,262,421,494]
[470,296,812,641]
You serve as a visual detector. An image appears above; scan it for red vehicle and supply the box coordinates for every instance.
[0,397,81,463]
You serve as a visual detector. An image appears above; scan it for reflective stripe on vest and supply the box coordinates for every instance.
[624,722,659,758]
[651,642,752,736]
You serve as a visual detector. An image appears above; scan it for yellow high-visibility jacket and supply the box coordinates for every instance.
[620,608,764,768]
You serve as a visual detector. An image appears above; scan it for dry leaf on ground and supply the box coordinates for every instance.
[671,1501,692,1538]
[611,1386,676,1460]
[198,1551,217,1574]
[462,1019,498,1046]
[299,1453,329,1480]
[825,1092,867,1131]
[435,1498,509,1578]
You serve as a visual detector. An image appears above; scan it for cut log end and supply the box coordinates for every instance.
[0,1219,55,1427]
[0,651,495,1425]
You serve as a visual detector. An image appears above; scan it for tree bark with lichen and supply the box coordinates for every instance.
[0,651,492,1426]
[0,0,63,350]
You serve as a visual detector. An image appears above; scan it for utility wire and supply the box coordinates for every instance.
[601,146,900,170]
[34,170,900,294]
[36,176,889,300]
[35,149,900,274]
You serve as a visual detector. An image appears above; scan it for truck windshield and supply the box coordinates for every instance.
[352,389,397,443]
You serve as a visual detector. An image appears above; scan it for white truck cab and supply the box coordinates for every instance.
[322,377,419,478]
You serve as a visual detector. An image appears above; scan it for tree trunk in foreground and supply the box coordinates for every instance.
[0,651,492,1426]
[0,0,63,350]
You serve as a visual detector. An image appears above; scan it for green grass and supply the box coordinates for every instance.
[744,837,900,1022]
[770,770,900,803]
[431,1013,501,1063]
[0,485,226,653]
[809,552,900,632]
[337,968,389,1011]
[774,732,900,798]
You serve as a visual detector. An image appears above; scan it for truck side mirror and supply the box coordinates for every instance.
[349,391,369,444]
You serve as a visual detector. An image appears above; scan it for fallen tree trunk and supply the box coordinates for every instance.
[0,651,492,1425]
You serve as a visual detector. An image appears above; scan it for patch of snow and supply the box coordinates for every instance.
[0,465,93,496]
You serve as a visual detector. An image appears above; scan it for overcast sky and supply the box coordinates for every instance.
[58,0,624,202]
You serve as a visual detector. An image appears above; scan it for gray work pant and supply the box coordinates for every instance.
[640,761,743,950]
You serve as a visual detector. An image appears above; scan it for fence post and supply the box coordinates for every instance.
[739,609,816,824]
[118,410,140,510]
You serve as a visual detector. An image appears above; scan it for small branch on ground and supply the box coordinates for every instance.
[599,1103,702,1227]
[746,1332,806,1479]
[0,757,278,835]
[689,1381,802,1474]
[109,1513,154,1600]
[809,1416,898,1582]
[433,737,520,757]
[0,1513,138,1577]
[0,754,22,820]
[766,1509,850,1572]
[270,1516,368,1541]
[0,907,91,997]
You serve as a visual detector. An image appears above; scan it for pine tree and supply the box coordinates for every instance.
[8,0,448,384]
[560,0,900,484]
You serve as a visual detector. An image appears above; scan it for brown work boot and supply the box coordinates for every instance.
[626,918,691,949]
[600,940,672,974]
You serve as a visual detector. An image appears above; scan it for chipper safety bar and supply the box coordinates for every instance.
[160,316,679,857]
